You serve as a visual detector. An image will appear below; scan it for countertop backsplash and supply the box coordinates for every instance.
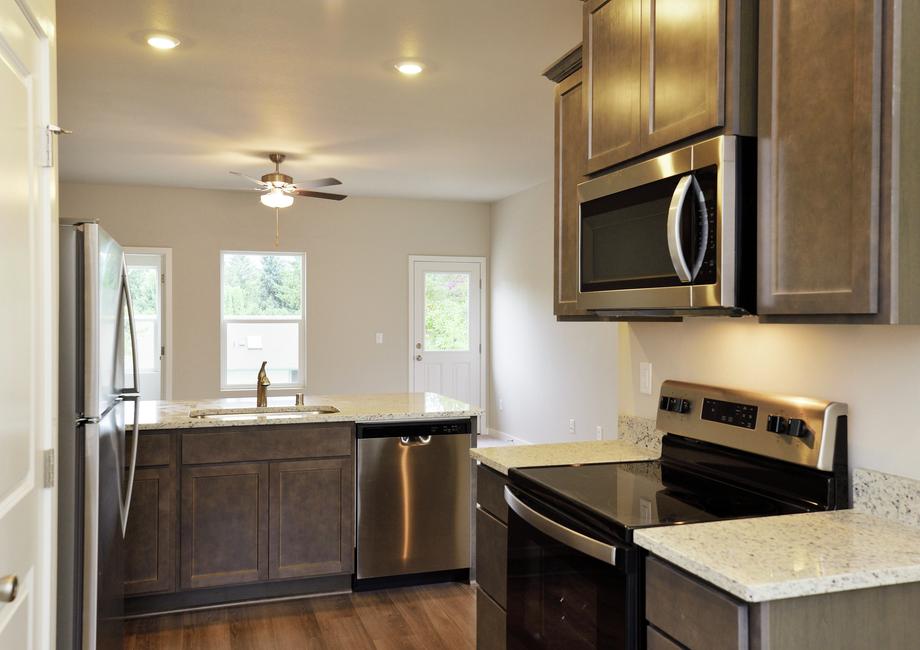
[853,468,920,528]
[617,414,664,453]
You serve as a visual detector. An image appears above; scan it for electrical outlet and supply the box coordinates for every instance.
[498,399,504,411]
[568,418,576,435]
[375,332,384,344]
[640,362,653,395]
[596,425,603,440]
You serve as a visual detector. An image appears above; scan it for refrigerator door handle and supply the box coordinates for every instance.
[121,397,140,537]
[121,262,141,398]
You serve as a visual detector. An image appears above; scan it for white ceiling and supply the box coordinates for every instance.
[58,0,582,202]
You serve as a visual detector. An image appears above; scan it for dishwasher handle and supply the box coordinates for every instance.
[399,435,433,446]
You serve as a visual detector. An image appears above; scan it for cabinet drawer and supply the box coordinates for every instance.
[476,587,507,650]
[135,432,173,468]
[182,424,352,465]
[477,465,508,523]
[475,507,507,608]
[648,625,686,650]
[646,557,748,650]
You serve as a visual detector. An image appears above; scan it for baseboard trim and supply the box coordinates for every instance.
[483,427,530,445]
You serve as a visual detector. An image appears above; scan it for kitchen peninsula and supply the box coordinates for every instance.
[123,392,481,615]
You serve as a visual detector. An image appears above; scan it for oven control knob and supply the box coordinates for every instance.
[668,398,691,414]
[766,414,788,434]
[786,418,808,437]
[659,396,671,411]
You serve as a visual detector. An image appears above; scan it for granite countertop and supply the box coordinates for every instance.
[634,509,920,603]
[470,439,658,475]
[130,393,482,430]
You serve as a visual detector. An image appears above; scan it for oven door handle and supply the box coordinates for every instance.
[667,174,708,283]
[504,486,620,566]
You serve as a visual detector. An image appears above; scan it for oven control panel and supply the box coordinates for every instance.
[700,398,758,430]
[655,380,848,472]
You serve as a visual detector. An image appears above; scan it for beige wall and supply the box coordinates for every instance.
[620,319,920,480]
[489,181,619,443]
[61,182,490,400]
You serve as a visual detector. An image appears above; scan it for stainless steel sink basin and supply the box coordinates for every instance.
[189,405,340,420]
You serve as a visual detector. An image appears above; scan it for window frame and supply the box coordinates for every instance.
[219,250,307,392]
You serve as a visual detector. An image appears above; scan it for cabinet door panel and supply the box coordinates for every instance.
[758,0,882,315]
[125,467,175,595]
[641,0,725,150]
[269,458,354,579]
[555,70,590,316]
[181,463,269,589]
[585,0,643,173]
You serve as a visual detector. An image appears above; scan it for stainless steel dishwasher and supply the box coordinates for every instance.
[355,419,471,586]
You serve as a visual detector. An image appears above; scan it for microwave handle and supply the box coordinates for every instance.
[667,174,708,283]
[504,486,620,566]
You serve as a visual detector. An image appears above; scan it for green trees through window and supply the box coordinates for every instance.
[424,272,470,351]
[222,253,303,317]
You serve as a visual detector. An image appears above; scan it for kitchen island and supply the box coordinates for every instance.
[123,392,481,615]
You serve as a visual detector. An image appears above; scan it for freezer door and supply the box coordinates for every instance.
[83,223,128,418]
[83,403,126,650]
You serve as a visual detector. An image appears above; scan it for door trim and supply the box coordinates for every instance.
[407,255,487,427]
[125,247,174,399]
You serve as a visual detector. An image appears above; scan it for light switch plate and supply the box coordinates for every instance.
[375,332,384,344]
[639,362,653,395]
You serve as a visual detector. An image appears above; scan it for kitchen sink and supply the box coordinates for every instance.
[189,405,340,420]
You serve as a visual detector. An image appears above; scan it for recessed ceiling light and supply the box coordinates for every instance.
[147,34,180,50]
[395,61,425,76]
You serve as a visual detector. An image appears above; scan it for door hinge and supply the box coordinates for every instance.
[161,345,166,358]
[479,343,482,354]
[161,273,166,285]
[43,449,55,488]
[42,125,72,168]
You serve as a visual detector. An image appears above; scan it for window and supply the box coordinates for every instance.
[124,250,171,400]
[424,272,471,351]
[220,251,305,390]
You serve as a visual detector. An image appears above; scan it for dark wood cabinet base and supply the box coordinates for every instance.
[125,574,352,617]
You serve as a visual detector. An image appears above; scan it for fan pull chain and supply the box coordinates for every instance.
[274,208,280,247]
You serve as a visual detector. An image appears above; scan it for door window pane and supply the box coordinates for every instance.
[424,272,470,351]
[225,322,300,387]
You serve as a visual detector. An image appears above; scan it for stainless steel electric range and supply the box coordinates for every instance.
[504,381,849,650]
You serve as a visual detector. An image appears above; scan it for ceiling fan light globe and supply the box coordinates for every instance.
[260,188,294,209]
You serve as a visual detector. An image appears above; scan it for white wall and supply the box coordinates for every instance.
[489,181,618,443]
[61,182,490,400]
[619,318,920,479]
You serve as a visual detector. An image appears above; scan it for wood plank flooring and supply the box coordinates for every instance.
[124,582,476,650]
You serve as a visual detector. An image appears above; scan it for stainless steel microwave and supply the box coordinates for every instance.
[577,135,754,317]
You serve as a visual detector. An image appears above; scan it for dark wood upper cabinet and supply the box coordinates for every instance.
[554,69,591,317]
[584,0,754,175]
[584,0,643,174]
[269,458,354,580]
[757,0,920,323]
[641,0,724,151]
[180,462,270,589]
[124,467,175,596]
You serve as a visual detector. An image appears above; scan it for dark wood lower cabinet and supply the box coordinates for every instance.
[475,465,508,649]
[124,467,175,595]
[180,462,270,589]
[125,424,357,612]
[269,458,354,579]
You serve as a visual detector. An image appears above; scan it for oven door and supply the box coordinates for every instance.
[505,487,640,650]
[576,136,735,314]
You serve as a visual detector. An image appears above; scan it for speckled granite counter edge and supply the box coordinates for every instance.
[853,468,920,528]
[470,440,657,476]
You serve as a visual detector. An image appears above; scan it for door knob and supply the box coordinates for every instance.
[416,342,422,349]
[0,575,18,603]
[416,355,423,361]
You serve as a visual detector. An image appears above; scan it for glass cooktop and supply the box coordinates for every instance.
[509,461,806,539]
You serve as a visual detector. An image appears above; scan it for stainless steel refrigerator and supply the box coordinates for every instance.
[58,222,140,650]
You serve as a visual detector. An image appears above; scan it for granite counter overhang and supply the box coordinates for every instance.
[470,439,658,475]
[634,509,920,603]
[130,393,483,431]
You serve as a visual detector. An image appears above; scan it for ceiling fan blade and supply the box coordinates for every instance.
[292,177,343,189]
[292,189,348,201]
[229,171,269,187]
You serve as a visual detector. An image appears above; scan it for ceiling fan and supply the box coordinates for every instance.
[230,153,347,245]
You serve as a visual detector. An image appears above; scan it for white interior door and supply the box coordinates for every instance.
[0,0,57,648]
[124,251,171,400]
[410,259,483,408]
